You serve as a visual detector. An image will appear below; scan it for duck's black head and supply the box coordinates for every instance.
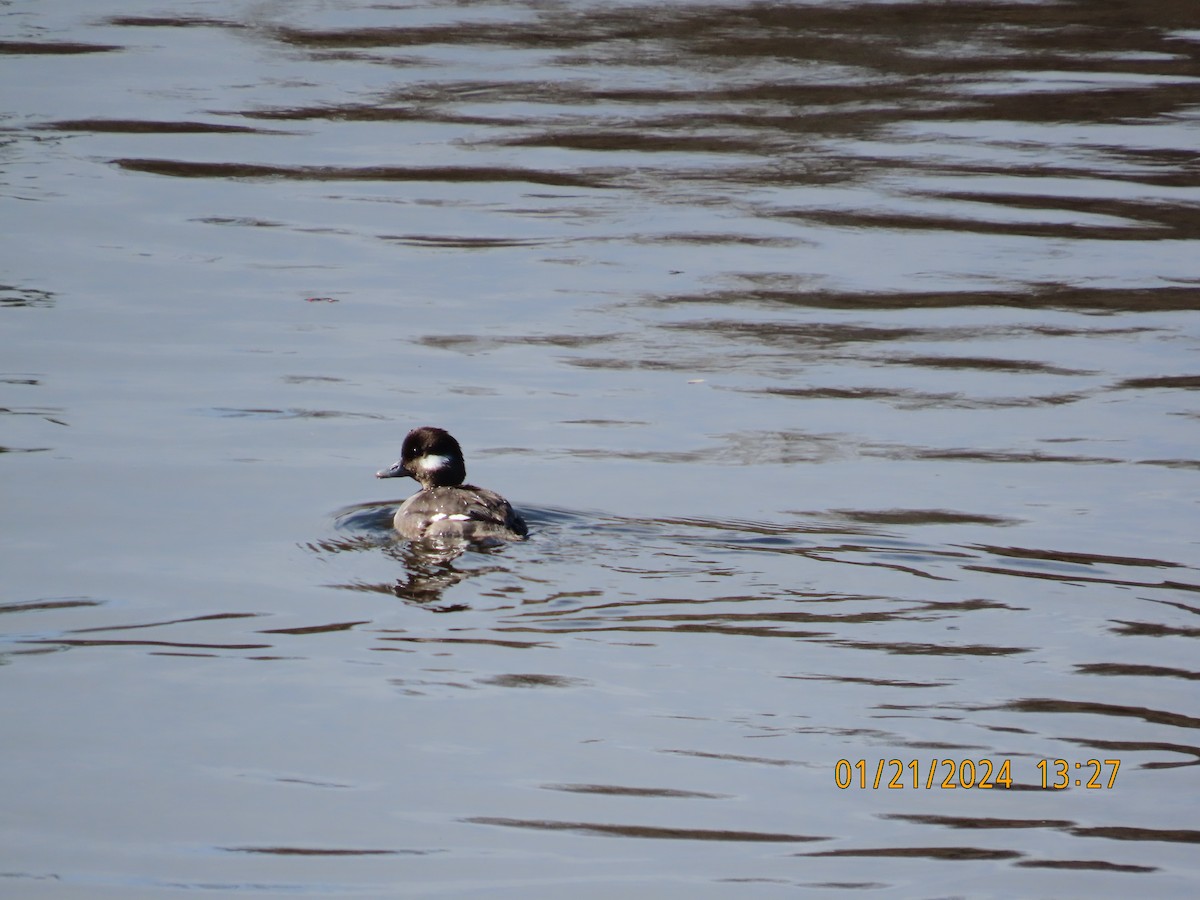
[376,426,467,489]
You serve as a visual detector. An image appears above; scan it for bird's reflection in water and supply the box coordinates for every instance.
[385,537,514,610]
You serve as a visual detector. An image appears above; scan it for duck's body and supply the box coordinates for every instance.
[389,484,526,543]
[376,427,527,544]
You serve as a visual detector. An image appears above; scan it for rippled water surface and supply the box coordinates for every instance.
[3,0,1200,896]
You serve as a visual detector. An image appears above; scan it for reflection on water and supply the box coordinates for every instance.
[3,0,1200,895]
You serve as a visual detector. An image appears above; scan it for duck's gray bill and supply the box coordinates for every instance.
[376,460,410,479]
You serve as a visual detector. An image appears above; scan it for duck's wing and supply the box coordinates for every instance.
[447,485,528,539]
[463,486,528,538]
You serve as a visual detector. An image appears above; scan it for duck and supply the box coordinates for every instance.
[376,426,527,543]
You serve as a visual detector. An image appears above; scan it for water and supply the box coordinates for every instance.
[3,0,1199,896]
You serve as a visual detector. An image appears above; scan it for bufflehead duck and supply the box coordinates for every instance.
[376,426,527,543]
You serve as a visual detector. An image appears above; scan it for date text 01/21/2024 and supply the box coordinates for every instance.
[834,758,1122,790]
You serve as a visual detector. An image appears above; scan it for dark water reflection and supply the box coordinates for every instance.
[3,0,1200,896]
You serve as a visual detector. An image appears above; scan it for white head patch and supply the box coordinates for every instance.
[417,454,452,473]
